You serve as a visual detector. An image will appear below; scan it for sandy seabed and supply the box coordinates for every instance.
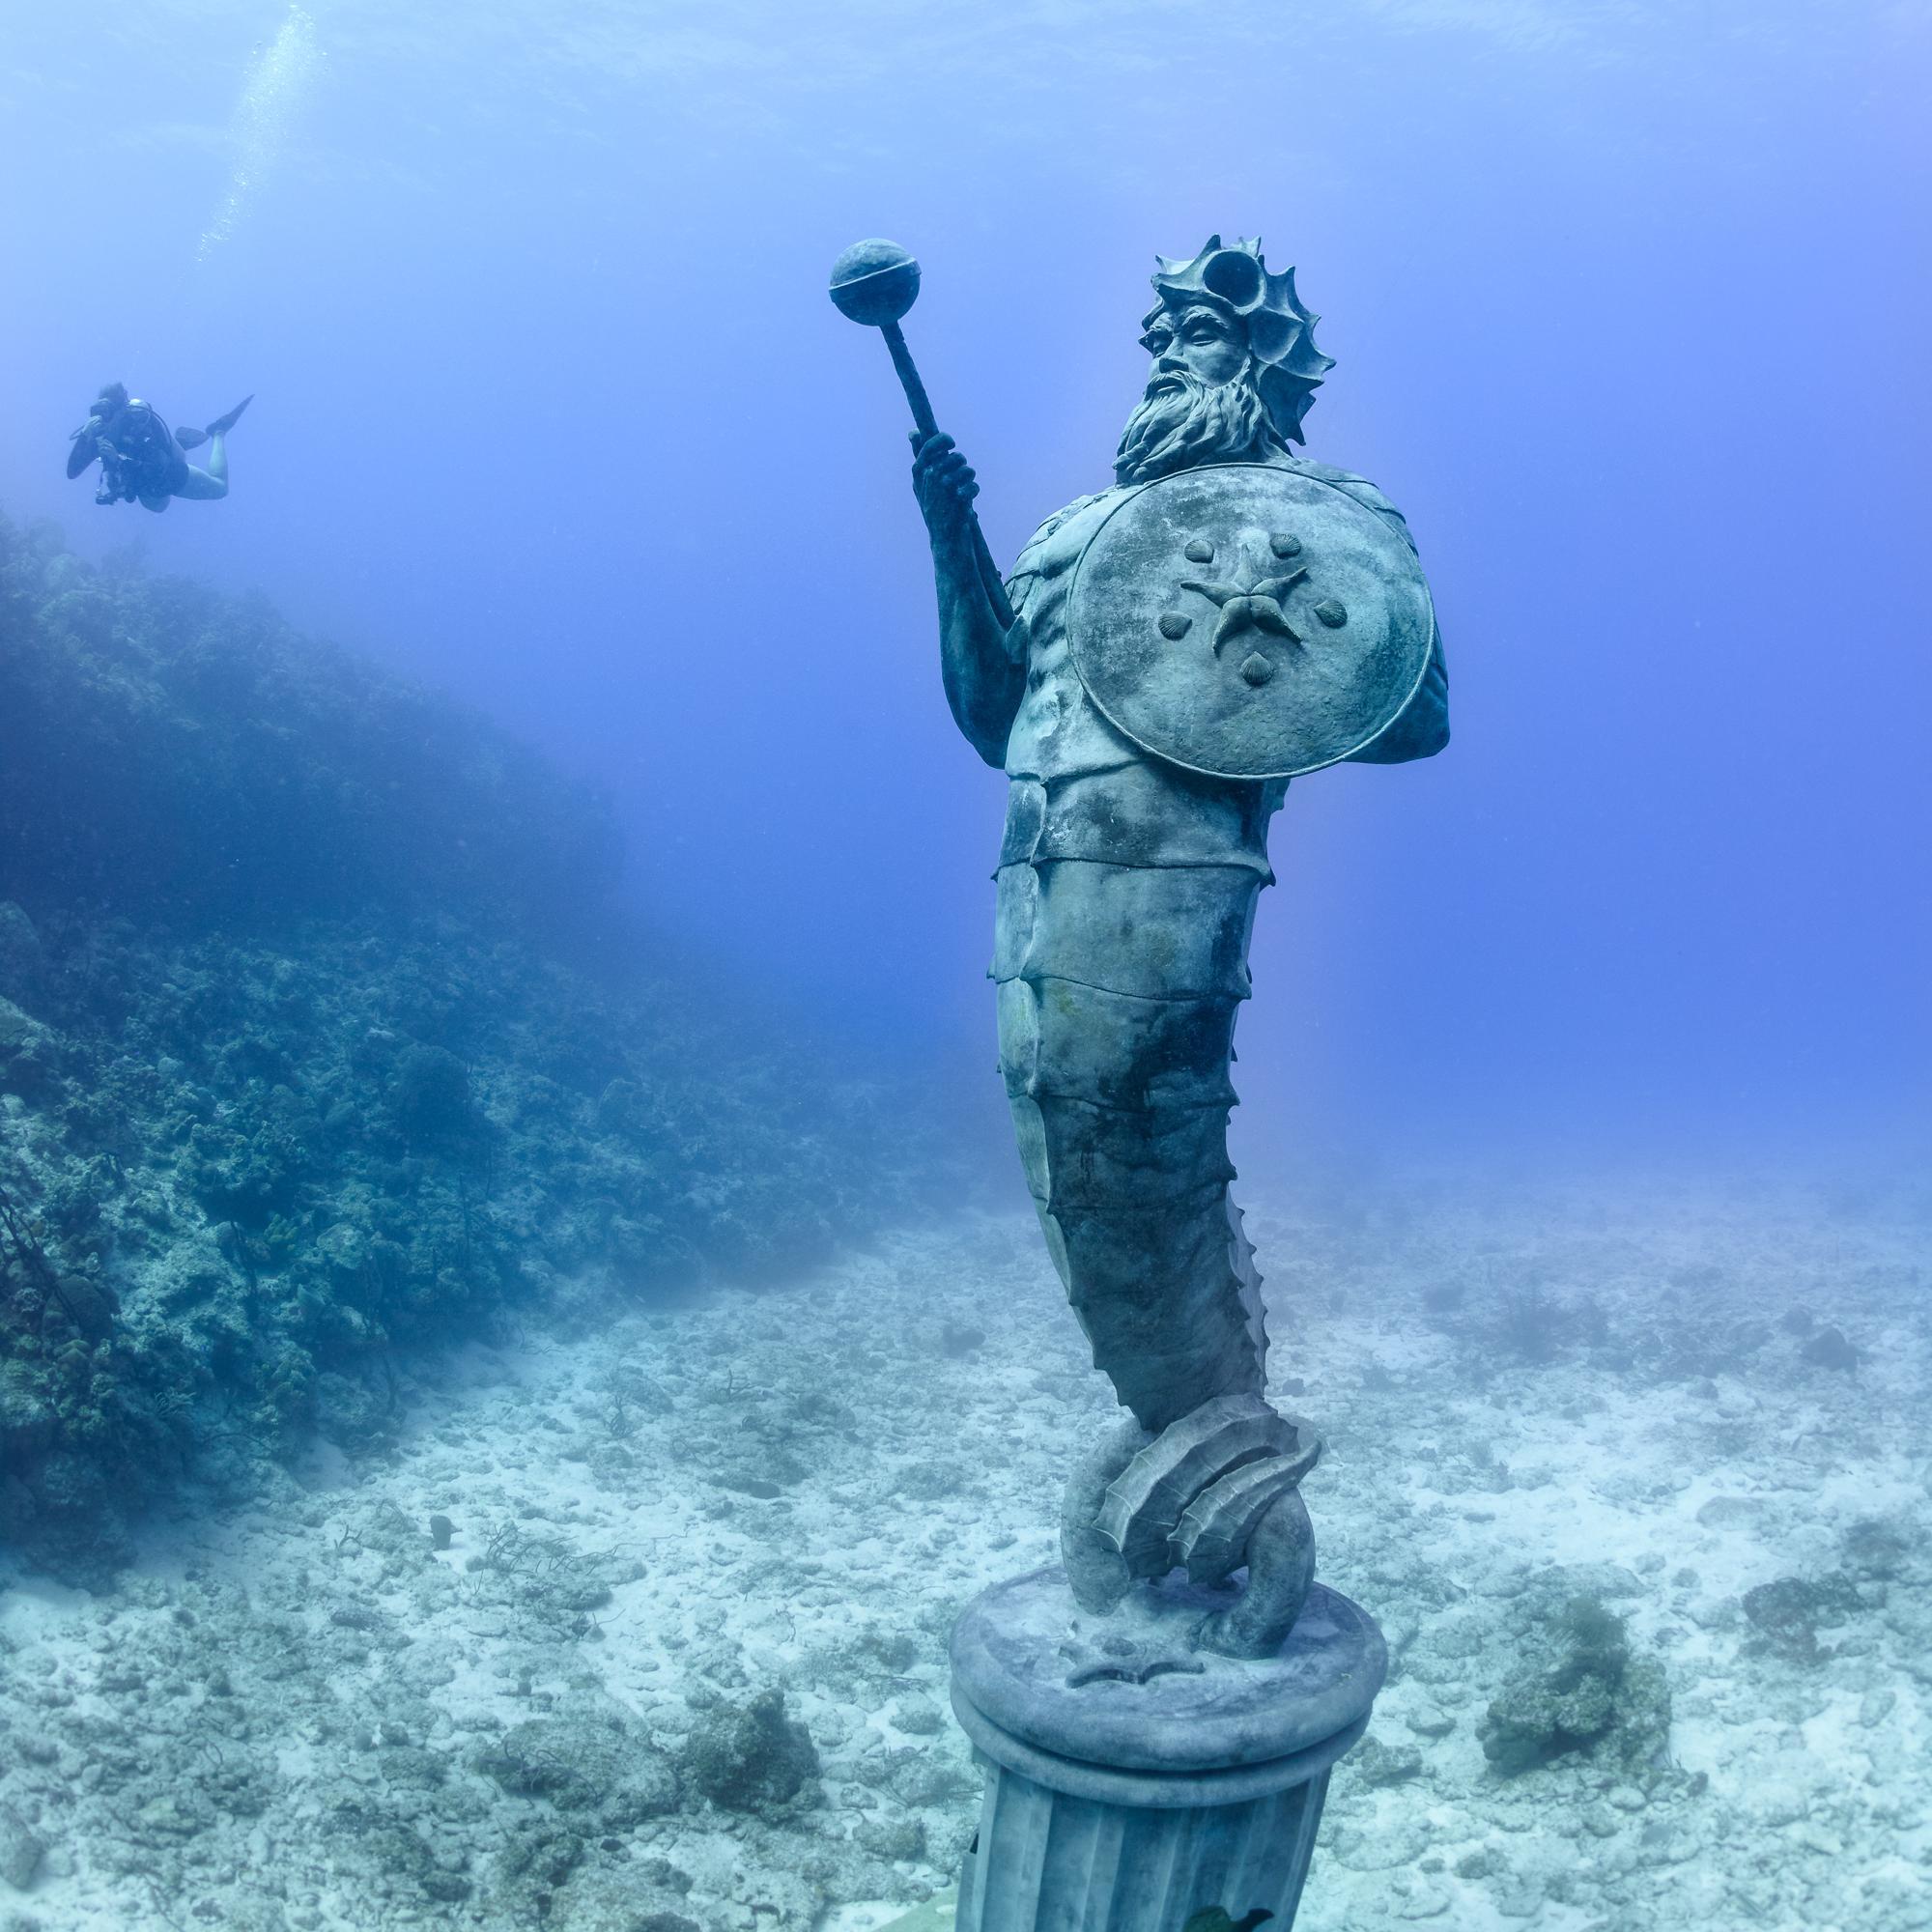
[1,1175,1927,1932]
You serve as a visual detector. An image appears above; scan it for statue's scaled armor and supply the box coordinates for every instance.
[993,456,1428,1435]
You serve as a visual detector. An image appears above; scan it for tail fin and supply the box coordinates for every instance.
[203,393,254,439]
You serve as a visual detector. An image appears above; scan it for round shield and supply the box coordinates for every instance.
[1065,463,1435,781]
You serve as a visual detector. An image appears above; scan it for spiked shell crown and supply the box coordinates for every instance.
[1149,235,1335,445]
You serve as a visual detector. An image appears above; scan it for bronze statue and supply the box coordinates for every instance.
[835,235,1447,1659]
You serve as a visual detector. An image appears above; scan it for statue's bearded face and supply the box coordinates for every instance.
[1115,299,1280,486]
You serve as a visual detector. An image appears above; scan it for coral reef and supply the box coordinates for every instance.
[1478,1591,1672,1776]
[0,513,944,1577]
[0,515,615,930]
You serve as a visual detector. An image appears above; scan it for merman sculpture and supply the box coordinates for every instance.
[834,235,1449,1931]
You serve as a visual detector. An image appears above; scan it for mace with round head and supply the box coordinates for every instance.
[829,237,941,439]
[828,237,1010,625]
[828,238,923,327]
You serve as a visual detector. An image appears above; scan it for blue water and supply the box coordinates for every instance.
[3,15,1931,1931]
[2,0,1925,1174]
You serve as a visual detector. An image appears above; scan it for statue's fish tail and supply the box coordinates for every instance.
[994,765,1276,1433]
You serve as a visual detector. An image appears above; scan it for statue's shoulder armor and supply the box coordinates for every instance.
[1008,488,1127,589]
[1276,458,1417,554]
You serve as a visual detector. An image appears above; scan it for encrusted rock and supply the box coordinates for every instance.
[1403,1701,1456,1739]
[679,1688,819,1814]
[1350,1736,1425,1786]
[1740,1574,1864,1665]
[1799,1325,1859,1372]
[1479,1594,1671,1776]
[474,1713,676,1826]
[0,1804,44,1893]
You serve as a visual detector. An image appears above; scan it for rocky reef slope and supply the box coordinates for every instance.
[0,514,934,1578]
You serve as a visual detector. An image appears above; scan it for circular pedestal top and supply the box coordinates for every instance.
[951,1567,1386,1776]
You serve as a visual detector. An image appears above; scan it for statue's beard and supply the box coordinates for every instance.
[1115,367,1278,485]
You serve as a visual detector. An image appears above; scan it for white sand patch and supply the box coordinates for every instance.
[1,1179,1927,1931]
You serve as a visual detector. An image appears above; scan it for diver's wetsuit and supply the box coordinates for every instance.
[98,403,190,509]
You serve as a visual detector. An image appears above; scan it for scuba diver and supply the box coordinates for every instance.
[66,383,253,511]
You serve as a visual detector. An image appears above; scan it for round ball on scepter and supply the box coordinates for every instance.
[828,239,922,326]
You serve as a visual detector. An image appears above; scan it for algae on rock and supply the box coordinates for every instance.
[0,512,944,1578]
[680,1688,821,1815]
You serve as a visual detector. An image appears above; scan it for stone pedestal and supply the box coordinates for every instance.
[950,1567,1384,1932]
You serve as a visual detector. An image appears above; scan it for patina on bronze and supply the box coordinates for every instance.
[836,233,1450,1932]
[1067,462,1436,780]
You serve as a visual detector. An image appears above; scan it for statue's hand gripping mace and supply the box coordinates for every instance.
[829,239,1015,631]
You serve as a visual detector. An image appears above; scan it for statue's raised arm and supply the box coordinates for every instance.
[908,427,1027,767]
[829,240,1025,765]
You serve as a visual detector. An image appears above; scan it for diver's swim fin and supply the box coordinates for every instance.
[202,394,253,439]
[175,425,208,451]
